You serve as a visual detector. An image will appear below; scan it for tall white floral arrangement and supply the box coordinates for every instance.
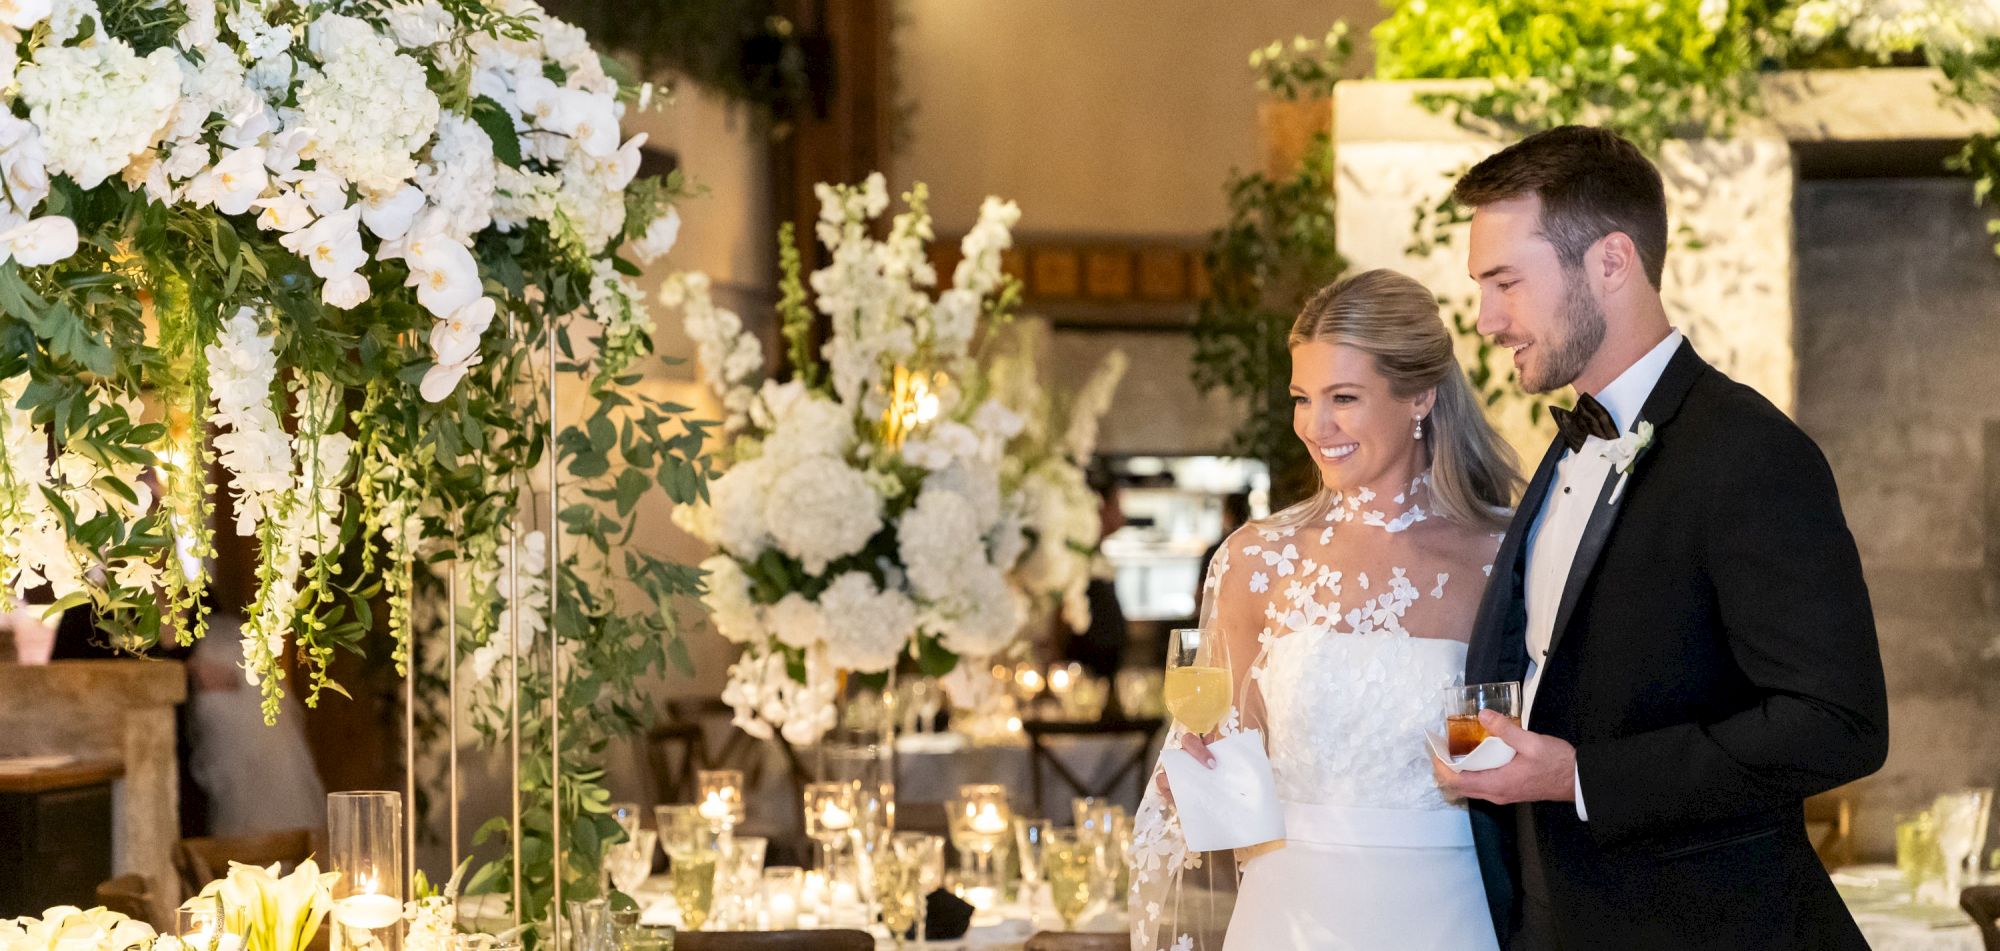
[666,175,1123,744]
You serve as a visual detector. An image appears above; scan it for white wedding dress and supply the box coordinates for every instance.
[1131,475,1502,951]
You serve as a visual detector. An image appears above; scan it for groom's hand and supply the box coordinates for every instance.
[1432,710,1577,805]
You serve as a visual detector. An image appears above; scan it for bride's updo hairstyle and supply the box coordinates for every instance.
[1285,268,1522,531]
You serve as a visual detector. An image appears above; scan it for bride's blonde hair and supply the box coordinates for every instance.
[1279,268,1521,531]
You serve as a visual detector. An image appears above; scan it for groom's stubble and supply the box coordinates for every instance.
[1518,264,1607,394]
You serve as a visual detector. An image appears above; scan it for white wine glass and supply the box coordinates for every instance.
[1164,627,1230,736]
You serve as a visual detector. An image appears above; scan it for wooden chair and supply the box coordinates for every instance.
[645,717,708,804]
[1963,884,2000,951]
[1025,932,1128,951]
[673,930,874,951]
[1803,791,1855,870]
[94,874,162,930]
[173,828,318,896]
[1021,716,1163,817]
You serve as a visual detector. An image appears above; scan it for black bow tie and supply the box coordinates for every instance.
[1550,393,1619,452]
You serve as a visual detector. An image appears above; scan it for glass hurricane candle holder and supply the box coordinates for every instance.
[948,784,1012,896]
[327,791,404,951]
[695,770,746,831]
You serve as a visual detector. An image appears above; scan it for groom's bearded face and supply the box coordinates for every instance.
[1467,195,1608,394]
[1523,265,1608,393]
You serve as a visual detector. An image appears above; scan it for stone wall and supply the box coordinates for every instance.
[1795,177,2000,858]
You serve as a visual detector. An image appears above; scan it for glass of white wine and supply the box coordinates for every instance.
[1164,627,1230,736]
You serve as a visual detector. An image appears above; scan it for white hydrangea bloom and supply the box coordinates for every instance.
[296,15,440,192]
[817,571,918,673]
[415,114,497,242]
[705,456,773,558]
[765,591,823,651]
[898,486,986,602]
[762,456,882,575]
[18,39,180,190]
[699,554,764,644]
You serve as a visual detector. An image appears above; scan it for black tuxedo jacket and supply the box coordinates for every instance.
[1465,340,1888,950]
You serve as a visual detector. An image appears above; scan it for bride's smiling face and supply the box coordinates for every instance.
[1290,341,1435,492]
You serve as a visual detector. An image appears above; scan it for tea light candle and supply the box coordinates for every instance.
[336,893,402,931]
[963,885,997,910]
[766,891,798,929]
[830,881,859,908]
[698,791,730,824]
[802,871,828,907]
[820,802,853,832]
[970,804,1007,837]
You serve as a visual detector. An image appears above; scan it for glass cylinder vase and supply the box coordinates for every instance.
[328,791,404,951]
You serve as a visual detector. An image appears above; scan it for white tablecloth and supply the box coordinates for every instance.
[636,875,1125,950]
[1835,865,1982,951]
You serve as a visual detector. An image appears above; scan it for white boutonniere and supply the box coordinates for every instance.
[1598,421,1655,504]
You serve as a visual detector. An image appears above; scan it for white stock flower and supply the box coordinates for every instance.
[762,456,883,575]
[18,40,180,190]
[205,309,292,535]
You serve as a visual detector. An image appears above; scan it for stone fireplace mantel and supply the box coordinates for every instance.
[1332,68,1992,453]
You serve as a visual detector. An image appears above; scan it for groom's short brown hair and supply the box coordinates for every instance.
[1452,126,1669,289]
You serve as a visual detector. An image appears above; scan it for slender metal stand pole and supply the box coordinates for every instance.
[447,523,460,872]
[547,320,564,949]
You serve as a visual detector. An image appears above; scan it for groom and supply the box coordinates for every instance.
[1433,126,1888,950]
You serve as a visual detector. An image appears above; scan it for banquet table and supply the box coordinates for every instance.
[1834,864,1983,951]
[634,875,1129,950]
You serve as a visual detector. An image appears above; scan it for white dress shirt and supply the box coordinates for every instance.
[1519,329,1683,820]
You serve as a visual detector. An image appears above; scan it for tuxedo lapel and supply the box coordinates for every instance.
[1467,436,1565,683]
[1543,339,1710,660]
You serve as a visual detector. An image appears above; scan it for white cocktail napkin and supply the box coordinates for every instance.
[1424,729,1516,772]
[1159,729,1285,852]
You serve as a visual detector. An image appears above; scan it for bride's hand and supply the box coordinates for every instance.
[1154,733,1220,804]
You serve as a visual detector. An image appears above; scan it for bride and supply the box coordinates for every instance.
[1132,269,1522,950]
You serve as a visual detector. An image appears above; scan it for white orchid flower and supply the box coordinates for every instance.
[291,170,349,216]
[217,100,274,150]
[419,354,481,402]
[1,0,52,31]
[551,88,620,157]
[0,215,77,266]
[321,270,369,309]
[262,125,313,175]
[184,146,268,216]
[630,205,680,263]
[514,74,561,126]
[606,132,645,190]
[404,235,481,318]
[278,206,365,278]
[428,296,495,366]
[253,190,314,232]
[359,183,423,240]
